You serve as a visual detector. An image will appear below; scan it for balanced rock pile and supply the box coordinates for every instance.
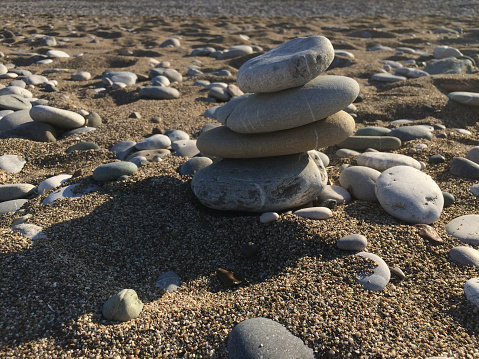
[192,36,360,212]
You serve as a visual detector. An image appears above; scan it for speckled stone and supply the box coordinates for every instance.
[446,215,479,245]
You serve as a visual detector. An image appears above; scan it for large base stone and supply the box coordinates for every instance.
[191,152,327,212]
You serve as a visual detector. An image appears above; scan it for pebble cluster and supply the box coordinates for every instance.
[0,9,478,359]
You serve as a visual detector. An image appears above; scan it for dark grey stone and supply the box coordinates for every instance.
[388,125,433,142]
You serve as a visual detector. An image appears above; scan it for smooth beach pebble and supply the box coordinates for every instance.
[237,36,334,93]
[0,199,28,215]
[135,134,171,150]
[155,270,181,292]
[11,223,46,240]
[446,215,479,245]
[449,246,479,267]
[356,252,391,291]
[0,183,35,202]
[102,289,143,322]
[227,317,314,359]
[339,166,381,202]
[42,183,97,205]
[336,135,401,151]
[259,212,279,223]
[0,154,26,173]
[316,185,351,204]
[38,174,72,194]
[450,157,479,179]
[93,161,138,182]
[448,92,479,106]
[357,152,422,171]
[179,157,212,176]
[375,166,444,224]
[337,234,368,251]
[465,146,479,164]
[464,278,479,309]
[294,207,333,220]
[30,105,85,129]
[470,184,479,196]
[139,86,180,100]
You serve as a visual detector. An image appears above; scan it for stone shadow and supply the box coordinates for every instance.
[0,174,344,349]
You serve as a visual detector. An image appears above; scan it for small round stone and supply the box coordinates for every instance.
[337,234,368,251]
[102,289,143,322]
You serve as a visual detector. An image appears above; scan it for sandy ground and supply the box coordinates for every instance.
[0,2,479,358]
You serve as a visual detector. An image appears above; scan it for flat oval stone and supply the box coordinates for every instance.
[356,252,391,291]
[93,161,138,182]
[165,129,189,141]
[448,92,479,106]
[30,105,85,129]
[227,317,314,359]
[464,278,479,309]
[0,109,33,132]
[13,121,58,142]
[260,212,280,223]
[433,45,462,59]
[46,49,70,58]
[355,126,391,136]
[335,148,360,158]
[197,111,355,158]
[466,147,479,164]
[371,73,407,82]
[388,125,433,142]
[180,157,213,176]
[375,166,443,224]
[0,199,28,215]
[337,234,368,251]
[357,152,422,171]
[0,154,26,173]
[217,75,360,134]
[71,71,91,81]
[423,58,474,75]
[149,68,182,83]
[135,134,171,150]
[102,289,143,322]
[449,246,479,267]
[395,68,429,78]
[294,206,333,220]
[139,86,180,100]
[429,155,445,164]
[0,94,32,111]
[217,45,253,59]
[446,215,479,245]
[38,174,72,194]
[339,166,381,201]
[126,149,170,162]
[111,140,137,160]
[102,71,137,86]
[24,74,48,86]
[237,36,334,93]
[191,152,327,212]
[0,183,35,202]
[65,141,100,153]
[316,184,351,204]
[0,86,33,98]
[42,183,98,205]
[337,135,401,151]
[450,157,479,179]
[171,140,199,157]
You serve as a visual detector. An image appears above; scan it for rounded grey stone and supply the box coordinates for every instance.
[227,317,314,359]
[0,183,35,202]
[423,58,474,75]
[449,246,479,267]
[85,111,102,127]
[0,94,32,111]
[355,126,391,136]
[102,71,137,86]
[339,166,381,201]
[464,278,479,309]
[357,152,422,171]
[217,75,360,134]
[171,140,199,157]
[0,199,28,215]
[180,157,213,176]
[71,71,91,81]
[237,36,334,93]
[165,129,189,141]
[442,192,455,207]
[337,135,401,151]
[65,141,100,153]
[13,121,58,142]
[149,68,182,83]
[371,73,407,82]
[93,161,138,182]
[446,215,479,245]
[466,146,479,164]
[139,86,180,100]
[375,166,444,224]
[0,109,33,133]
[217,45,253,60]
[136,134,171,150]
[388,125,433,142]
[30,105,85,129]
[450,157,479,179]
[448,92,479,107]
[111,141,137,160]
[191,152,327,212]
[0,154,26,173]
[155,270,181,292]
[356,252,390,291]
[102,289,143,322]
[337,234,368,251]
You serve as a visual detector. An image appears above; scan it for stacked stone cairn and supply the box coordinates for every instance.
[192,36,360,212]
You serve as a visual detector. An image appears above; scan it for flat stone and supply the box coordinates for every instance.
[159,38,180,48]
[13,121,58,142]
[294,207,333,220]
[357,152,422,171]
[449,246,479,267]
[337,234,368,251]
[151,75,171,87]
[149,68,182,83]
[155,270,181,292]
[208,86,230,102]
[102,289,143,322]
[42,183,97,205]
[0,154,26,173]
[237,36,334,93]
[46,49,70,58]
[71,71,91,81]
[388,125,433,142]
[24,74,48,86]
[355,126,391,136]
[371,73,407,82]
[93,161,138,182]
[446,215,479,245]
[11,223,46,240]
[102,71,137,86]
[165,129,189,141]
[171,140,199,157]
[202,106,221,119]
[197,111,354,158]
[0,109,33,133]
[335,148,360,158]
[395,68,429,78]
[464,278,479,309]
[450,157,479,179]
[0,94,32,111]
[111,141,137,160]
[139,86,180,100]
[356,252,391,291]
[60,127,96,139]
[316,185,351,204]
[191,152,327,212]
[428,155,446,164]
[259,212,280,223]
[135,134,171,150]
[0,86,33,98]
[0,183,35,202]
[339,165,381,201]
[217,45,253,60]
[30,105,85,129]
[86,112,102,127]
[0,199,28,215]
[433,45,462,59]
[227,317,314,359]
[375,166,443,224]
[38,174,72,194]
[423,58,474,75]
[217,75,360,134]
[337,135,401,151]
[448,92,479,106]
[65,141,100,153]
[180,157,213,175]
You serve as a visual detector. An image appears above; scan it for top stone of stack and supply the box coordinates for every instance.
[237,36,334,93]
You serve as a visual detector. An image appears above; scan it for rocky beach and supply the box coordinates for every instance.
[1,1,479,358]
